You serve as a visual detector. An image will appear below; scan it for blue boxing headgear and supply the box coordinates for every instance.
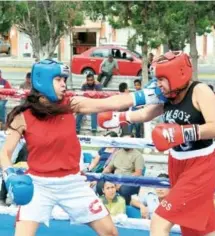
[32,59,70,102]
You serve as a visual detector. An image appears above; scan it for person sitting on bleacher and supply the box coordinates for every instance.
[100,181,126,217]
[130,173,169,219]
[96,131,144,205]
[87,131,118,173]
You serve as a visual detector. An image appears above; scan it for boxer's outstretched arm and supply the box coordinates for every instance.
[98,104,163,129]
[70,93,134,114]
[127,104,164,123]
[70,81,165,114]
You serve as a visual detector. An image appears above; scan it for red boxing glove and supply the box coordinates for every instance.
[97,111,129,129]
[152,123,200,151]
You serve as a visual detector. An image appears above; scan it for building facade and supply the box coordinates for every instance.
[9,20,215,63]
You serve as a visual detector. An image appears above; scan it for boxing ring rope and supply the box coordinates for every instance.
[78,135,154,149]
[0,88,120,100]
[0,92,181,235]
[78,136,170,188]
[85,173,170,188]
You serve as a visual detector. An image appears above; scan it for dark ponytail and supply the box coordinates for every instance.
[6,89,72,131]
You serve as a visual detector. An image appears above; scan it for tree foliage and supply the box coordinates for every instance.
[12,1,84,59]
[85,1,214,81]
[1,1,214,75]
[0,2,14,35]
[84,1,166,83]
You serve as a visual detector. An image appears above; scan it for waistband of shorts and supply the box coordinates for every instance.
[27,167,80,177]
[28,173,87,184]
[170,144,215,160]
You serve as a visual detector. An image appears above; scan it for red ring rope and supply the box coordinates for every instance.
[0,89,120,100]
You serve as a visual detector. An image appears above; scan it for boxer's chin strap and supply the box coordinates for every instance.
[166,83,190,101]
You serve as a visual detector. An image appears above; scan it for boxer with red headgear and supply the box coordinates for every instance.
[150,51,192,98]
[98,51,215,236]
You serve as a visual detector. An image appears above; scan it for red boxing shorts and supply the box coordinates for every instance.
[156,147,215,236]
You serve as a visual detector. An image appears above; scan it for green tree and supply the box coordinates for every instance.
[0,2,14,35]
[207,1,215,62]
[13,1,84,59]
[186,1,211,80]
[160,1,213,80]
[159,2,188,51]
[85,1,164,84]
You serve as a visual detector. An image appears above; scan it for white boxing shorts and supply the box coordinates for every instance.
[17,174,108,226]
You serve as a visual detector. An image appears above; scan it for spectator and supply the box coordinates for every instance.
[114,50,121,59]
[129,79,143,138]
[119,82,129,93]
[76,73,102,135]
[134,79,142,91]
[100,181,126,217]
[19,72,31,90]
[97,132,144,205]
[118,81,142,137]
[97,54,119,88]
[87,131,118,173]
[122,52,127,59]
[148,53,154,80]
[130,173,170,219]
[0,70,12,125]
[118,82,131,134]
[81,73,102,91]
[0,70,11,89]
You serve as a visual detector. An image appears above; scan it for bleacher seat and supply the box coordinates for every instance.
[83,153,94,164]
[126,206,141,219]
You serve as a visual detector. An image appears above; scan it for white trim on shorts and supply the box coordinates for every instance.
[170,144,215,160]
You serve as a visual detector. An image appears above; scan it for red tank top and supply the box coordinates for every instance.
[23,109,81,177]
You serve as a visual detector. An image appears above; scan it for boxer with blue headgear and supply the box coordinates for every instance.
[3,55,176,236]
[32,59,69,102]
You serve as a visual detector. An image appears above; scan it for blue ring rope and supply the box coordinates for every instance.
[86,173,170,188]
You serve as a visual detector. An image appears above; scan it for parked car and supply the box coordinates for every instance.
[0,39,10,55]
[71,46,143,76]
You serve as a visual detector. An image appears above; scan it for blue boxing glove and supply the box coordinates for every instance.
[3,167,34,205]
[132,78,167,107]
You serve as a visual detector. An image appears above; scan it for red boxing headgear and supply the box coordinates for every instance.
[151,51,192,91]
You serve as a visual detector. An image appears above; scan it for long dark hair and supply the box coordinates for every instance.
[6,89,72,130]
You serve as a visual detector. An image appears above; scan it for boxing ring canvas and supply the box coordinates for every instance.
[0,214,181,236]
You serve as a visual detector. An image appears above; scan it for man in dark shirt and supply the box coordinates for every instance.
[76,74,102,135]
[81,73,102,91]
